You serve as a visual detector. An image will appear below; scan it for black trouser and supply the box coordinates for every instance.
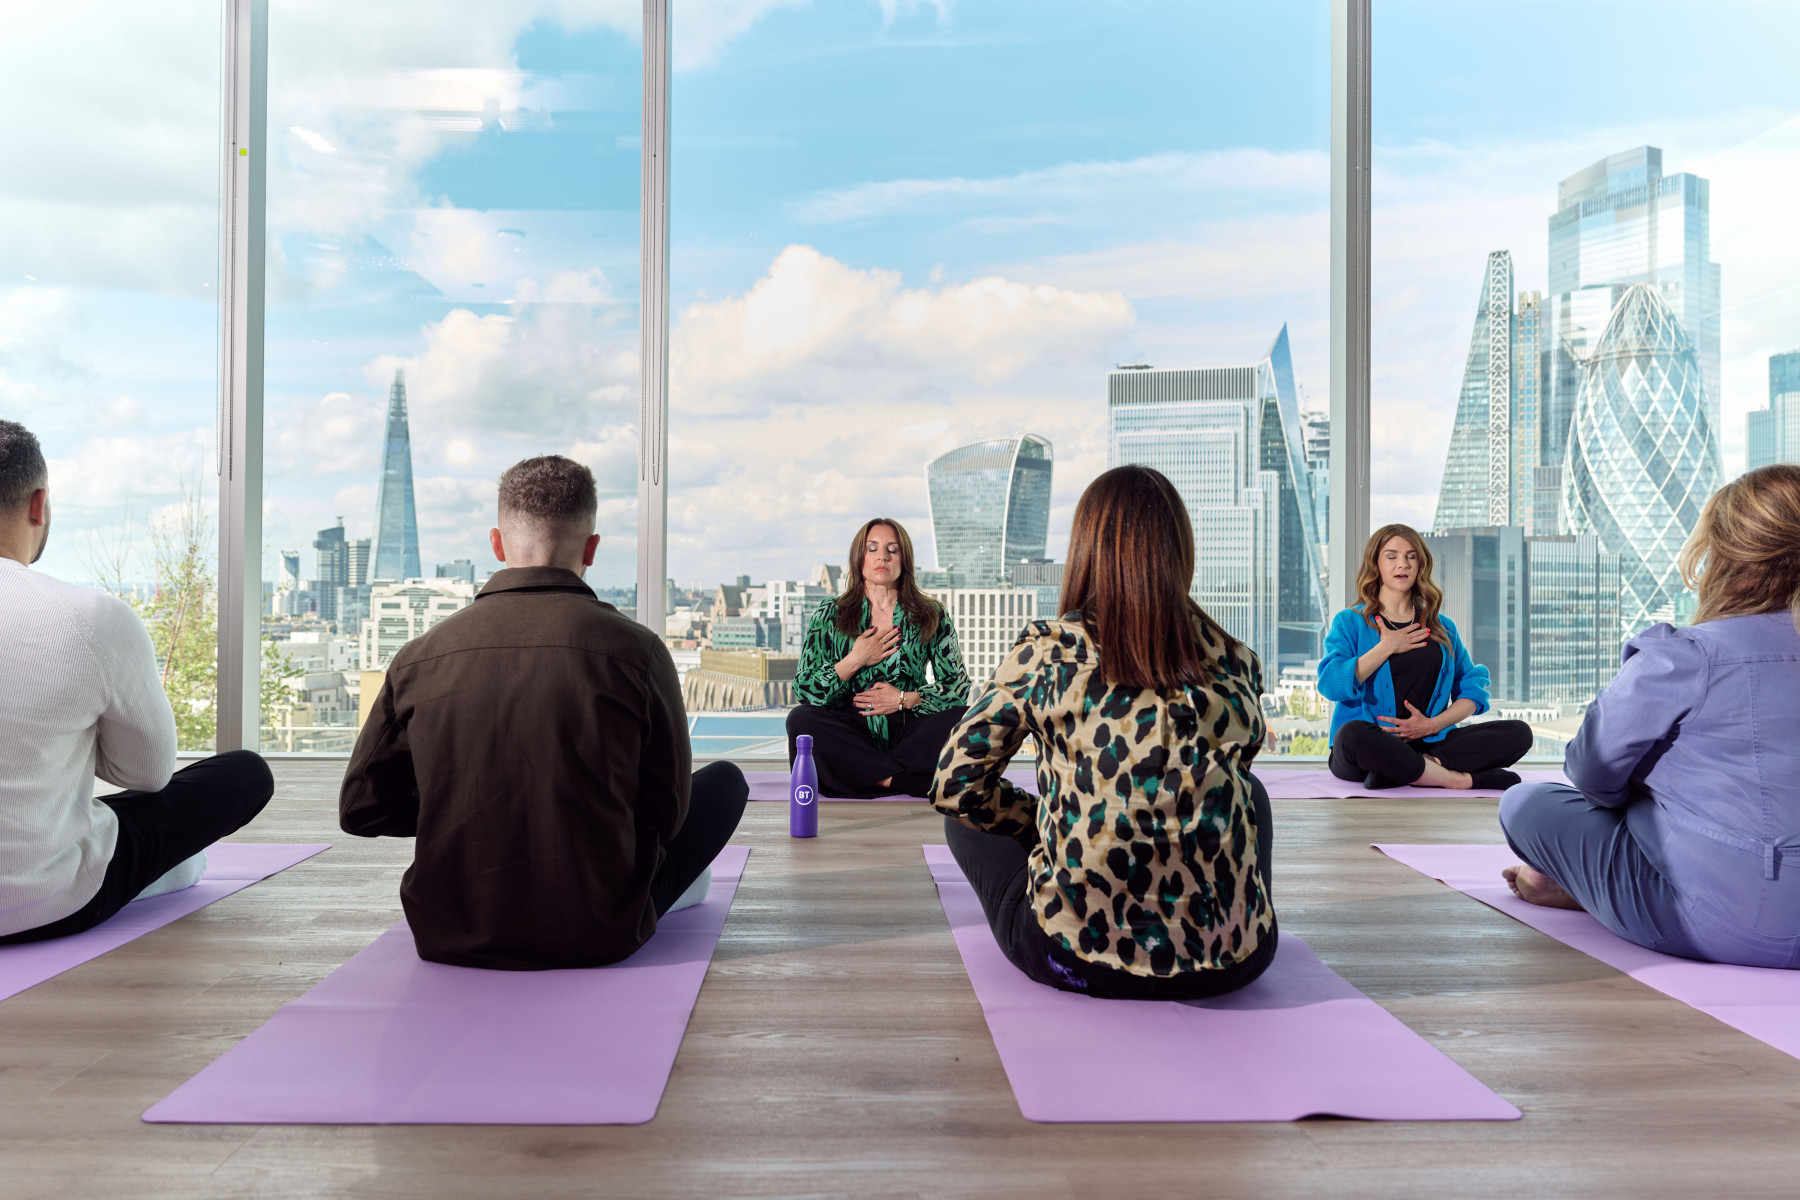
[0,750,274,945]
[1328,719,1534,787]
[648,761,749,916]
[785,704,968,798]
[943,772,1278,1000]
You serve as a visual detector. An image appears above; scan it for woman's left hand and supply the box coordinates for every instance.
[854,682,906,716]
[1376,700,1439,742]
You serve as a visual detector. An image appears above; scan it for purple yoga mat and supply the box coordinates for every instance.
[0,842,329,1005]
[142,845,750,1125]
[745,769,1036,803]
[922,844,1518,1122]
[1377,842,1800,1063]
[1258,766,1570,800]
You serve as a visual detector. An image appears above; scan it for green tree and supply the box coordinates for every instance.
[136,489,218,751]
[260,636,300,751]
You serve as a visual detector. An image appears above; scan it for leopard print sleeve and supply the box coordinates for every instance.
[927,623,1049,840]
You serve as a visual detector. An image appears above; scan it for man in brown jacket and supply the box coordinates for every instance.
[339,455,746,970]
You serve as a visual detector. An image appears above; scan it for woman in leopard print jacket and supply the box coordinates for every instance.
[930,464,1275,1000]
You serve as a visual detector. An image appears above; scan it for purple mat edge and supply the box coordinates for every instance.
[923,844,1520,1123]
[1374,842,1800,1062]
[0,843,330,1005]
[745,768,1572,802]
[141,845,751,1126]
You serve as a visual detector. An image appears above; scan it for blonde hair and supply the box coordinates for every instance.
[1679,464,1800,630]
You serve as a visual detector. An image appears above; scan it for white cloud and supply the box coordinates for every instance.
[45,428,213,515]
[672,0,809,70]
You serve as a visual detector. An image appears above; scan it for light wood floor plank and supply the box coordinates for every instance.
[3,762,1800,1196]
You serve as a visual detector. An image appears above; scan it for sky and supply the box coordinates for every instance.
[3,0,1797,591]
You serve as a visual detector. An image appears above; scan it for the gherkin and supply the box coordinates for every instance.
[1562,284,1719,635]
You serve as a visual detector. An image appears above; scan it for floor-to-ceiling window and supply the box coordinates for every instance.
[668,1,1332,757]
[1371,0,1800,758]
[259,4,642,751]
[0,2,224,750]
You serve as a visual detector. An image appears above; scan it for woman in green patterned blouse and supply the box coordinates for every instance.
[788,517,972,798]
[931,465,1276,1000]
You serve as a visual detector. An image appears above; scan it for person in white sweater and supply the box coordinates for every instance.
[0,419,273,943]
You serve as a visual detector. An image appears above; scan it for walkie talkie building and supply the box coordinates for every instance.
[925,435,1053,589]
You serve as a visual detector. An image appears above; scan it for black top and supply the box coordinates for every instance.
[340,567,690,971]
[1380,614,1441,736]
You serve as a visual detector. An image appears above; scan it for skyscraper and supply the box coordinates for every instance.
[1434,252,1514,531]
[925,435,1053,588]
[1548,147,1721,478]
[313,519,348,623]
[1512,292,1547,533]
[1106,326,1326,670]
[1748,350,1800,471]
[371,370,422,583]
[1562,283,1720,635]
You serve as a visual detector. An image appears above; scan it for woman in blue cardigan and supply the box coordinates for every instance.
[1316,524,1532,790]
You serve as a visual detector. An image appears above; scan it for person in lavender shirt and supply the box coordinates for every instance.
[1500,465,1800,968]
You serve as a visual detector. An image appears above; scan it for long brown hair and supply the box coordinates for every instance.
[1058,464,1235,689]
[833,517,942,640]
[1354,523,1448,645]
[1680,463,1800,631]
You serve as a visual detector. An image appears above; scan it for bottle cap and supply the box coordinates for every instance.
[796,734,813,751]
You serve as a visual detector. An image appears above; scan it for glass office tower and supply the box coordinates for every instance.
[1434,251,1514,531]
[1563,284,1720,635]
[1548,147,1721,481]
[924,435,1053,588]
[371,370,423,584]
[1512,292,1547,533]
[1106,326,1325,670]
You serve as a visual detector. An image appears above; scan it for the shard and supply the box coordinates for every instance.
[371,369,421,582]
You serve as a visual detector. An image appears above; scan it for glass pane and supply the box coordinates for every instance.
[0,3,222,749]
[1373,2,1800,757]
[262,9,641,751]
[670,2,1330,756]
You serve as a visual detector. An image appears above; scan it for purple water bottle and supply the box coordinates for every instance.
[790,734,818,838]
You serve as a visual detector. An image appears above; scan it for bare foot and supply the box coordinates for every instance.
[876,776,893,788]
[1417,755,1474,790]
[1502,864,1584,910]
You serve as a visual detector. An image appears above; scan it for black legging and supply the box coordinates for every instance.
[943,772,1278,1000]
[1329,719,1534,787]
[648,761,749,916]
[0,750,274,945]
[785,704,967,797]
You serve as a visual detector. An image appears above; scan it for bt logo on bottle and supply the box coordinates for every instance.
[793,785,815,806]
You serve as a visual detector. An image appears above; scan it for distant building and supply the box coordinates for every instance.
[811,563,844,593]
[1434,251,1515,532]
[1548,147,1721,478]
[926,434,1053,588]
[710,615,781,650]
[435,559,476,585]
[766,579,833,654]
[1106,327,1326,671]
[1562,283,1720,634]
[1746,350,1800,471]
[1512,292,1548,532]
[358,577,476,671]
[682,649,798,711]
[371,370,422,582]
[312,520,348,623]
[924,587,1035,694]
[1427,526,1622,705]
[1009,560,1063,617]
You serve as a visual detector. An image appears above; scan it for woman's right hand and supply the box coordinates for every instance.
[843,625,900,673]
[1377,619,1432,658]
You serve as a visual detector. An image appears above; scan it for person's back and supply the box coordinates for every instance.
[343,568,688,968]
[0,418,271,945]
[1591,613,1800,936]
[340,455,746,971]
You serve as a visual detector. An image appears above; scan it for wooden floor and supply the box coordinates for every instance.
[6,762,1800,1199]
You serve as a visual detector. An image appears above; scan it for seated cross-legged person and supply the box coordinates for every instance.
[340,455,747,970]
[0,419,273,945]
[786,517,971,798]
[1500,466,1800,967]
[1318,523,1532,791]
[932,465,1276,1000]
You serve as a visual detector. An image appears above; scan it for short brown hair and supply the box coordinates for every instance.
[1058,464,1235,690]
[0,419,48,513]
[497,455,597,532]
[1681,463,1800,631]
